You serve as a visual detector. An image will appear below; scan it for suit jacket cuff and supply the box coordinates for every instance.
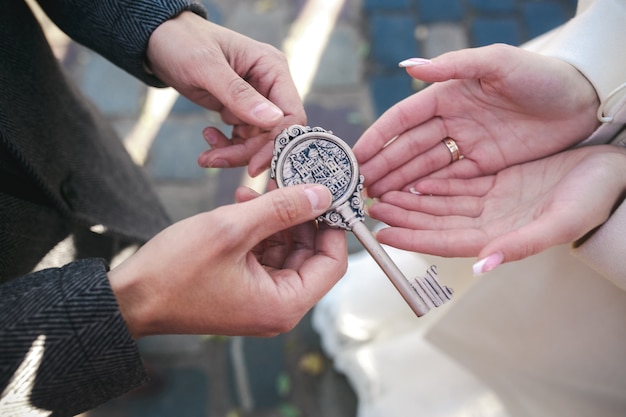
[0,258,147,415]
[39,0,207,87]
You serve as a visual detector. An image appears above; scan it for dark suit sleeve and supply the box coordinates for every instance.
[35,0,207,86]
[0,258,147,416]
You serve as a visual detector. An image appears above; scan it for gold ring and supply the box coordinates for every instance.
[442,137,462,162]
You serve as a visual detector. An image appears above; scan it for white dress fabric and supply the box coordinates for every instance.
[313,0,626,416]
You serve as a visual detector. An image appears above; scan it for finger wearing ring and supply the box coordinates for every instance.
[442,137,463,162]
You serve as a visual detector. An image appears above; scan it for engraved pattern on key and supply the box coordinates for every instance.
[271,125,454,317]
[272,125,364,229]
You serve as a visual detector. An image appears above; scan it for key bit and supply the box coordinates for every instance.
[270,125,454,317]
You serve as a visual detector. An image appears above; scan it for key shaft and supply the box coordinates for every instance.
[337,204,431,316]
[271,125,453,318]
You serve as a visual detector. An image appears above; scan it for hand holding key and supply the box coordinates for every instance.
[271,125,453,317]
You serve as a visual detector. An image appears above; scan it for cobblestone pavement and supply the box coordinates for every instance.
[37,0,576,416]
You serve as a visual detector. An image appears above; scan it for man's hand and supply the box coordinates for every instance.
[146,12,306,176]
[109,184,347,338]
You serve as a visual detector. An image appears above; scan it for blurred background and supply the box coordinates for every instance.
[33,0,576,415]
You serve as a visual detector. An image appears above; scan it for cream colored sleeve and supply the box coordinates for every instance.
[524,0,626,287]
[572,196,626,290]
[526,0,626,146]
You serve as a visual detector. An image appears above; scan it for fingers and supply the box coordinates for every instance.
[375,226,487,258]
[234,186,261,203]
[201,55,284,129]
[295,224,347,305]
[236,184,332,246]
[358,119,445,190]
[353,46,515,166]
[234,185,347,308]
[408,176,495,197]
[475,197,599,267]
[473,215,572,273]
[246,107,307,176]
[403,43,518,84]
[234,186,309,269]
[376,190,485,218]
[197,126,269,170]
[353,86,440,164]
[248,142,276,177]
[151,14,305,174]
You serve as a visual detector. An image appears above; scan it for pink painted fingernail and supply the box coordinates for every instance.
[398,58,432,68]
[472,252,504,276]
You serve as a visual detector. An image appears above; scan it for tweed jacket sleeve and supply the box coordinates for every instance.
[0,258,145,416]
[36,0,207,86]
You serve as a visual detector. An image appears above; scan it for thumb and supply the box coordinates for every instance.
[208,63,284,128]
[240,184,332,242]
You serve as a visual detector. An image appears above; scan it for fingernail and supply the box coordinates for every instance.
[472,252,504,276]
[304,185,330,211]
[409,187,422,195]
[253,102,283,122]
[207,159,229,169]
[203,129,219,147]
[398,58,431,68]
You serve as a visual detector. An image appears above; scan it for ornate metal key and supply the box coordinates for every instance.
[271,125,453,317]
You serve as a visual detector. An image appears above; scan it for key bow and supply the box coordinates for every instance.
[271,125,454,317]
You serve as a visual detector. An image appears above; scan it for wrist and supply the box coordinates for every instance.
[108,262,154,340]
[145,11,203,76]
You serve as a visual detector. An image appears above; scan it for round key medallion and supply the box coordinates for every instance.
[271,125,360,209]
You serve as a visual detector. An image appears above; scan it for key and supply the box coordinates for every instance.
[271,125,453,317]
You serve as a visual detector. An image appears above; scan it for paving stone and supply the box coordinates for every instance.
[522,2,569,39]
[303,103,365,147]
[363,0,412,12]
[468,0,516,13]
[227,335,286,409]
[128,368,209,417]
[420,23,469,58]
[369,73,414,117]
[311,25,363,88]
[470,17,522,46]
[291,0,361,22]
[79,52,146,117]
[144,117,210,180]
[153,179,220,221]
[170,96,208,115]
[224,0,292,48]
[339,0,371,23]
[137,335,208,359]
[416,0,465,23]
[283,311,359,417]
[199,0,224,24]
[369,13,419,69]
